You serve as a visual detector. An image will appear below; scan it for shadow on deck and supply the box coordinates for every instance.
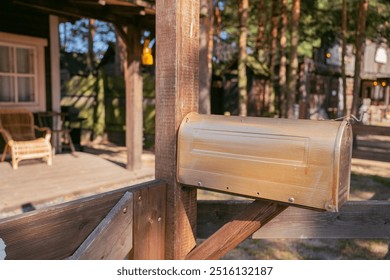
[0,149,155,219]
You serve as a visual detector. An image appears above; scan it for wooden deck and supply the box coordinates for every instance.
[0,151,155,218]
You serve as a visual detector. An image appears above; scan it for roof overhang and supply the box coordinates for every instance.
[12,0,155,27]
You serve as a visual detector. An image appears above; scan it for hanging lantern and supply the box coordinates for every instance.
[142,38,153,65]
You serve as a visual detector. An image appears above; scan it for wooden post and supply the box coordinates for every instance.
[124,24,143,171]
[156,0,199,259]
[49,15,61,152]
[132,183,166,259]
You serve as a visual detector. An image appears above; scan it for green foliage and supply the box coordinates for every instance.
[366,0,390,43]
[104,75,126,133]
[142,73,156,149]
[214,0,390,73]
[61,74,98,134]
[61,71,156,148]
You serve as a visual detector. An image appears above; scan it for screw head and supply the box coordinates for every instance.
[327,204,335,210]
[288,197,295,203]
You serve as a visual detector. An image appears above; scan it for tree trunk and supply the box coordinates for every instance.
[287,0,300,119]
[237,0,249,116]
[279,0,288,117]
[269,0,279,115]
[351,0,368,116]
[341,0,348,116]
[256,0,270,116]
[87,19,95,72]
[256,0,266,61]
[199,0,214,114]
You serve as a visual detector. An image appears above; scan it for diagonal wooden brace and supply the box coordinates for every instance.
[185,200,288,260]
[70,191,134,260]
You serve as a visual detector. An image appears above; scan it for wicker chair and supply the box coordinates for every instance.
[0,108,53,170]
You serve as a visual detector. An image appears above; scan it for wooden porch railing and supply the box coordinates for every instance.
[0,180,166,260]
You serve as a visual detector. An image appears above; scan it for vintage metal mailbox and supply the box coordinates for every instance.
[177,113,352,212]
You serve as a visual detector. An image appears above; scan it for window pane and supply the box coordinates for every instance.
[0,46,12,73]
[17,77,34,102]
[0,76,14,102]
[16,48,34,74]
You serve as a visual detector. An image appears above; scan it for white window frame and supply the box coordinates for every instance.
[0,32,47,112]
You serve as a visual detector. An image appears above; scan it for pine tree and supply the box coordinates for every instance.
[237,0,249,116]
[351,0,369,116]
[287,0,300,119]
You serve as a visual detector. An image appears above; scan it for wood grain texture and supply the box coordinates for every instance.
[352,124,390,136]
[155,0,199,259]
[124,24,143,171]
[133,183,166,259]
[0,180,164,260]
[70,192,134,260]
[196,200,390,239]
[253,200,390,239]
[197,200,252,239]
[186,200,287,260]
[352,124,390,162]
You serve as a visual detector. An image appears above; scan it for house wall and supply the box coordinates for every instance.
[0,0,52,111]
[363,40,390,79]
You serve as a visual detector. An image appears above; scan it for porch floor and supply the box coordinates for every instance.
[0,149,155,218]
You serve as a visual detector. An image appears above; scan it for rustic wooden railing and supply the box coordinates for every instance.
[352,124,390,162]
[0,180,166,260]
[1,191,390,259]
[197,200,390,240]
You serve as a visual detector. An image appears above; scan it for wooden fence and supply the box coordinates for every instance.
[1,0,390,261]
[0,180,166,260]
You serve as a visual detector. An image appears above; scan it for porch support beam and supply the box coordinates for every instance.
[155,0,200,259]
[49,15,61,151]
[114,24,130,49]
[186,200,287,260]
[119,24,143,171]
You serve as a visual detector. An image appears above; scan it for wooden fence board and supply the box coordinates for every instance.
[133,184,166,259]
[0,180,164,260]
[70,192,134,260]
[352,124,390,136]
[253,200,390,239]
[197,200,390,239]
[352,124,390,162]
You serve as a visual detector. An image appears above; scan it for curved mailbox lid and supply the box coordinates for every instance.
[177,113,352,212]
